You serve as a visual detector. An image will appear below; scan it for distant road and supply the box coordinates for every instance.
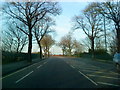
[2,56,120,88]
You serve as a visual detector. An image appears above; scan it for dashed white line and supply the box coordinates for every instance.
[87,74,120,80]
[15,71,33,83]
[71,65,75,68]
[97,82,120,87]
[37,65,42,69]
[78,71,98,86]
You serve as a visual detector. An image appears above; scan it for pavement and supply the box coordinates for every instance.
[2,56,120,88]
[2,58,44,76]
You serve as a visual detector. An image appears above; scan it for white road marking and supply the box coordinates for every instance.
[81,69,105,74]
[78,67,101,71]
[37,65,42,69]
[97,82,120,87]
[71,65,75,68]
[110,71,120,75]
[81,69,120,76]
[1,61,41,80]
[81,69,98,73]
[78,71,98,86]
[15,71,33,83]
[87,74,120,80]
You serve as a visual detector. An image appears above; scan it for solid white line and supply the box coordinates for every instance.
[15,71,33,83]
[37,65,42,69]
[2,61,41,80]
[87,74,120,80]
[78,71,98,86]
[71,65,75,68]
[97,82,120,87]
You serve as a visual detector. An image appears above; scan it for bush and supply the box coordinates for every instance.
[94,49,107,54]
[2,51,39,64]
[79,50,112,61]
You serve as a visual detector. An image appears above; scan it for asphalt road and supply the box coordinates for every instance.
[2,56,120,88]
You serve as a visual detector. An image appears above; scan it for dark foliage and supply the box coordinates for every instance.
[2,51,39,64]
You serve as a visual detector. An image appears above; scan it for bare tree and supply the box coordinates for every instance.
[73,40,84,56]
[2,31,14,52]
[41,35,55,57]
[33,17,55,59]
[59,34,76,56]
[3,2,61,62]
[82,37,91,52]
[72,3,103,58]
[2,21,27,53]
[95,1,120,53]
[95,37,105,50]
[107,29,117,55]
[58,37,68,56]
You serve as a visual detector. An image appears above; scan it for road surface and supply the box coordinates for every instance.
[2,56,120,88]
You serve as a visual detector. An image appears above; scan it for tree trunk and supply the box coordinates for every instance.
[48,47,50,57]
[39,43,42,59]
[91,38,95,59]
[28,29,32,62]
[116,27,120,53]
[62,49,64,56]
[68,48,71,56]
[17,42,20,53]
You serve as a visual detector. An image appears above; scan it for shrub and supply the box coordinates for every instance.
[94,49,107,55]
[2,51,39,64]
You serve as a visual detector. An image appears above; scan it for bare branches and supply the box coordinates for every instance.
[96,1,120,52]
[3,2,61,61]
[2,21,28,53]
[16,26,29,36]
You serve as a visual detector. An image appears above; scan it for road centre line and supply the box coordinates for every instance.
[78,71,98,86]
[87,74,120,80]
[97,82,120,87]
[37,65,42,69]
[1,61,42,80]
[15,71,33,83]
